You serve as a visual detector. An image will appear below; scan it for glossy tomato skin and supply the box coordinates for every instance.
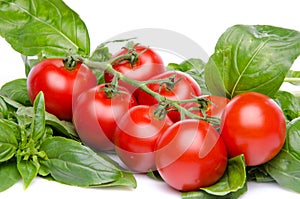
[220,92,286,166]
[155,119,227,191]
[72,84,137,151]
[137,71,201,122]
[183,95,230,118]
[114,105,173,173]
[104,45,165,94]
[27,58,97,121]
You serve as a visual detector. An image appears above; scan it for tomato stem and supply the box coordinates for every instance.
[79,55,220,126]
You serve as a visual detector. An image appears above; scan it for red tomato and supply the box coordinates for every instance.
[72,84,137,151]
[220,92,286,166]
[155,119,227,191]
[114,105,173,173]
[104,45,165,94]
[27,58,97,120]
[183,95,230,118]
[137,71,201,122]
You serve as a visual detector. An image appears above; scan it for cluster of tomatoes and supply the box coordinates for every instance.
[26,44,287,192]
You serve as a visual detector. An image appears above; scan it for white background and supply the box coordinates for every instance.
[0,0,300,198]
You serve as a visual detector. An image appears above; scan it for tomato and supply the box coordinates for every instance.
[104,45,165,94]
[155,119,227,191]
[183,95,230,118]
[114,105,173,173]
[27,58,97,120]
[72,84,137,151]
[137,70,201,122]
[220,92,286,166]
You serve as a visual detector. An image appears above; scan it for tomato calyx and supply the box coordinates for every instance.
[62,56,78,71]
[111,43,149,68]
[101,75,127,99]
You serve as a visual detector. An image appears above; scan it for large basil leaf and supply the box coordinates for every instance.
[264,118,300,193]
[40,137,136,188]
[205,25,300,99]
[0,0,90,57]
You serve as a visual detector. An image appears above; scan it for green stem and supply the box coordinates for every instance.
[80,57,220,126]
[284,77,300,83]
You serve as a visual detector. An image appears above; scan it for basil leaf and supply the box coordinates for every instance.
[16,106,77,139]
[0,97,8,118]
[182,184,247,199]
[274,91,300,121]
[40,137,136,188]
[182,155,247,198]
[0,161,21,192]
[17,157,40,189]
[264,118,300,193]
[200,155,246,196]
[31,92,46,142]
[265,150,300,193]
[0,78,31,106]
[89,44,112,84]
[283,118,300,159]
[205,25,300,99]
[0,0,90,57]
[0,119,19,162]
[168,58,209,95]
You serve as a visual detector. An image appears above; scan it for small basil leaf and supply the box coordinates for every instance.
[274,91,300,121]
[40,137,136,188]
[168,58,209,95]
[200,155,246,196]
[0,119,19,162]
[0,78,31,106]
[16,106,77,139]
[16,157,40,189]
[205,25,300,99]
[0,0,90,57]
[0,161,21,192]
[32,92,46,142]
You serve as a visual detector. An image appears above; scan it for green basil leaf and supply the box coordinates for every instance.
[16,157,40,189]
[0,0,90,57]
[0,119,19,162]
[40,137,136,188]
[264,118,300,193]
[283,118,300,159]
[200,155,246,196]
[31,92,46,142]
[16,106,77,139]
[247,166,274,183]
[0,97,8,118]
[274,91,300,121]
[168,58,209,95]
[0,161,21,192]
[205,25,300,99]
[265,150,300,193]
[182,183,247,199]
[0,95,24,109]
[0,78,31,106]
